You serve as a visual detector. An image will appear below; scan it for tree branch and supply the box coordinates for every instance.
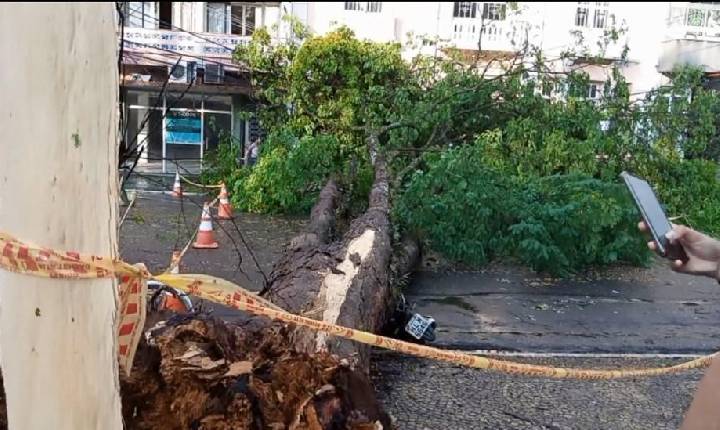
[391,124,442,189]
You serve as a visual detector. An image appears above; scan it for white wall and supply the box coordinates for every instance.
[620,2,671,96]
[285,2,671,96]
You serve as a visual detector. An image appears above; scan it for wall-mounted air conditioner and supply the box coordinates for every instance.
[168,63,187,83]
[168,61,197,84]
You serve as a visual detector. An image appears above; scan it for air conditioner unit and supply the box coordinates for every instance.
[204,64,225,84]
[168,63,187,83]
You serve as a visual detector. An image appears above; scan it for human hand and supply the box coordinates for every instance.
[639,222,720,279]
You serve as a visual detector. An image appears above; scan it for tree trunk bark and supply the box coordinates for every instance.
[267,151,393,372]
[389,235,421,291]
[286,179,339,250]
[0,4,123,429]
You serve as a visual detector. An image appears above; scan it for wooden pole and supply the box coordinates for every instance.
[0,4,123,429]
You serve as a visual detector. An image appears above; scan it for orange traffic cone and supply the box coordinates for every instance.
[160,292,190,313]
[217,182,233,220]
[169,250,181,274]
[172,172,183,197]
[193,202,219,249]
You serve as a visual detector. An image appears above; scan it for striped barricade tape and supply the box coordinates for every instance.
[0,232,715,379]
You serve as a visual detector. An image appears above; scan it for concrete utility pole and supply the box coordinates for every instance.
[0,3,123,429]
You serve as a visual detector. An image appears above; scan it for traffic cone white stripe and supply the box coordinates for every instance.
[193,202,219,249]
[172,172,182,197]
[217,182,233,220]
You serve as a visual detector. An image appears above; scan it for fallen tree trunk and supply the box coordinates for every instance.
[390,236,421,290]
[287,179,340,250]
[111,146,397,429]
[267,152,393,371]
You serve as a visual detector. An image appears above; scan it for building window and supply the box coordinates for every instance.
[483,3,506,21]
[206,3,230,33]
[344,2,382,13]
[575,2,609,29]
[575,3,589,26]
[231,5,255,36]
[593,5,608,28]
[206,3,255,35]
[453,2,478,18]
[125,2,158,29]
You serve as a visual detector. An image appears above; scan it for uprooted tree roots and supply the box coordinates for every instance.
[121,315,389,430]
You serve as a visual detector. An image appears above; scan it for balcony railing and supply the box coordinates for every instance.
[122,27,251,57]
[668,3,720,40]
[451,18,529,52]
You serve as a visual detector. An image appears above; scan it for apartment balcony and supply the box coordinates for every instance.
[667,2,720,40]
[450,18,529,53]
[658,2,720,74]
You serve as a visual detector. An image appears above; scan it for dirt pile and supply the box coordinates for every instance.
[121,314,389,429]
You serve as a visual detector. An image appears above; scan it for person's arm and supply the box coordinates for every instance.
[640,223,720,428]
[681,356,720,430]
[244,143,252,164]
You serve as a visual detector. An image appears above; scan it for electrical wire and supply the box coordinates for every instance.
[125,7,256,55]
[127,170,255,283]
[122,72,195,164]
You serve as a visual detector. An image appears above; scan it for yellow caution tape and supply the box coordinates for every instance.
[178,173,223,189]
[0,232,715,379]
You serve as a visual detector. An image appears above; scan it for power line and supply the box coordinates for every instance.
[124,8,251,57]
[127,170,261,285]
[121,72,195,166]
[120,56,182,165]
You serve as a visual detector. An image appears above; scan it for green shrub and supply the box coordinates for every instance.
[200,132,241,186]
[507,175,649,275]
[232,133,345,214]
[651,158,720,237]
[396,140,651,275]
[395,143,521,266]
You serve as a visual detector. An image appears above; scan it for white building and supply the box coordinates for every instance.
[121,2,720,173]
[286,2,720,98]
[120,2,282,173]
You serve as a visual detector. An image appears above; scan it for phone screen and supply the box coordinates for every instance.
[620,172,673,255]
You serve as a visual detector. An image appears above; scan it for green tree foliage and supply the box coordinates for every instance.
[230,26,413,214]
[396,137,648,275]
[203,21,720,275]
[395,65,720,274]
[231,131,355,214]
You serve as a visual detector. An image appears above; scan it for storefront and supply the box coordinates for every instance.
[123,88,248,173]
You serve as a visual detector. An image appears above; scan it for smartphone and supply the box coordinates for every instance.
[620,171,689,262]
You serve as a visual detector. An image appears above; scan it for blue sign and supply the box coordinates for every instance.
[166,111,201,144]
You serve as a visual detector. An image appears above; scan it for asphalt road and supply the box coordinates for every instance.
[406,265,720,354]
[120,191,719,429]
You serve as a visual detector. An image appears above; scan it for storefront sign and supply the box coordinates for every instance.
[122,28,250,57]
[166,111,201,144]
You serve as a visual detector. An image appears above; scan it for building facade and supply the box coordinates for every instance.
[120,2,282,173]
[286,2,720,99]
[120,2,720,173]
